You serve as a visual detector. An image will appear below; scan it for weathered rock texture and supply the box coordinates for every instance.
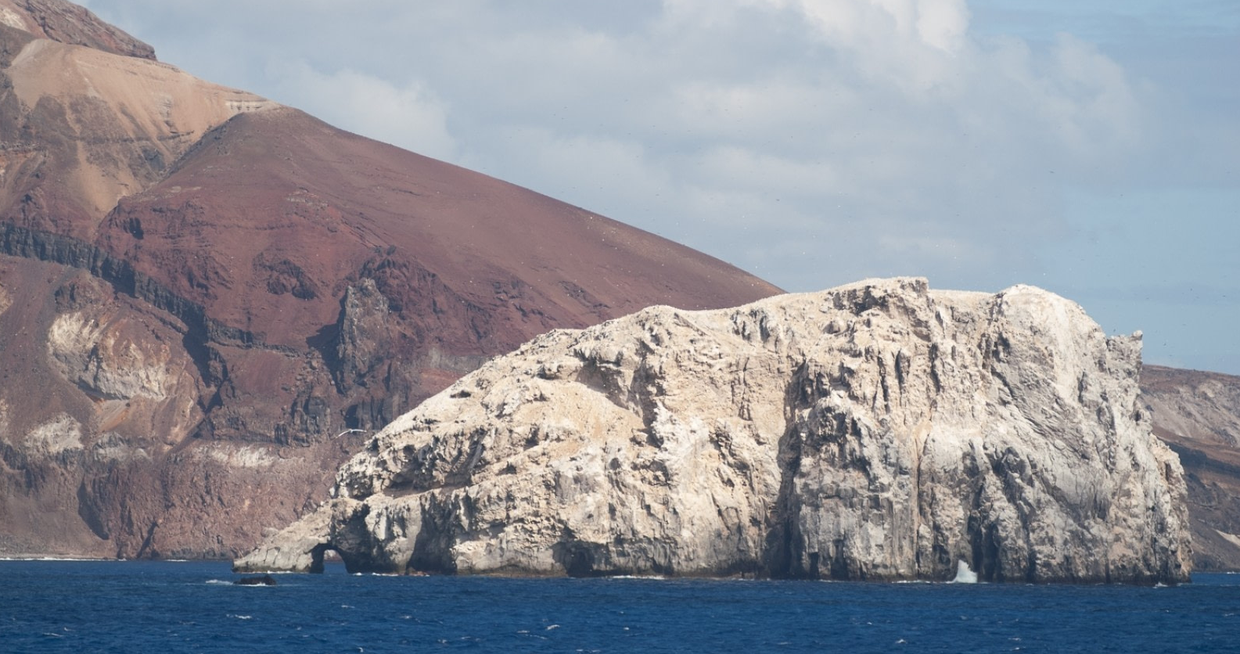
[237,278,1192,584]
[0,2,778,559]
[1141,366,1240,570]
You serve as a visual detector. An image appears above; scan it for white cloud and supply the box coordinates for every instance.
[263,62,456,161]
[916,0,970,52]
[784,0,971,53]
[80,0,1153,283]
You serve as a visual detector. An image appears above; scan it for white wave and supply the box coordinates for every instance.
[951,560,978,584]
[0,556,106,562]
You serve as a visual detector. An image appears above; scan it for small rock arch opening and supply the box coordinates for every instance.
[309,544,349,574]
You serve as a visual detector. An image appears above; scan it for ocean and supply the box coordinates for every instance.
[1,561,1236,653]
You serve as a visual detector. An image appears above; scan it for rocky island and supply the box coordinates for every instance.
[236,278,1192,584]
[2,1,1226,575]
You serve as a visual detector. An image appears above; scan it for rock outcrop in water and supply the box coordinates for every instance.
[236,278,1192,584]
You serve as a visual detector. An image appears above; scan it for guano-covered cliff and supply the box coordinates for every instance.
[236,278,1192,584]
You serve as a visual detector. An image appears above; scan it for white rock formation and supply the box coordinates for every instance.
[47,312,176,401]
[235,278,1191,583]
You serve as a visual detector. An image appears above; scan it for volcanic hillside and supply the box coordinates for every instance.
[0,0,778,559]
[1140,366,1240,570]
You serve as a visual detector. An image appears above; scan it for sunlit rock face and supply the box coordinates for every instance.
[237,278,1191,584]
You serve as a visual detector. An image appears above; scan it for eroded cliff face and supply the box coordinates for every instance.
[237,278,1191,583]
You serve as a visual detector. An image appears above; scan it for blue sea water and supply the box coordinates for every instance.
[1,561,1237,653]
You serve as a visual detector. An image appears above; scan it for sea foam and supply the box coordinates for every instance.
[952,560,978,584]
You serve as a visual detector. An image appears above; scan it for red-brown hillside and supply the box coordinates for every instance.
[1141,366,1240,570]
[101,106,777,353]
[0,1,778,559]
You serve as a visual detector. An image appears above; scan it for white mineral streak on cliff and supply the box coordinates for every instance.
[47,312,172,400]
[0,7,24,31]
[25,414,84,457]
[236,278,1191,583]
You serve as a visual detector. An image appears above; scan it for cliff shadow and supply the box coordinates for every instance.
[763,362,809,579]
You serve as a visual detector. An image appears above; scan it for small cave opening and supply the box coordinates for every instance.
[553,540,604,578]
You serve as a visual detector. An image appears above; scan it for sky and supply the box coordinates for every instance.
[78,0,1240,375]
